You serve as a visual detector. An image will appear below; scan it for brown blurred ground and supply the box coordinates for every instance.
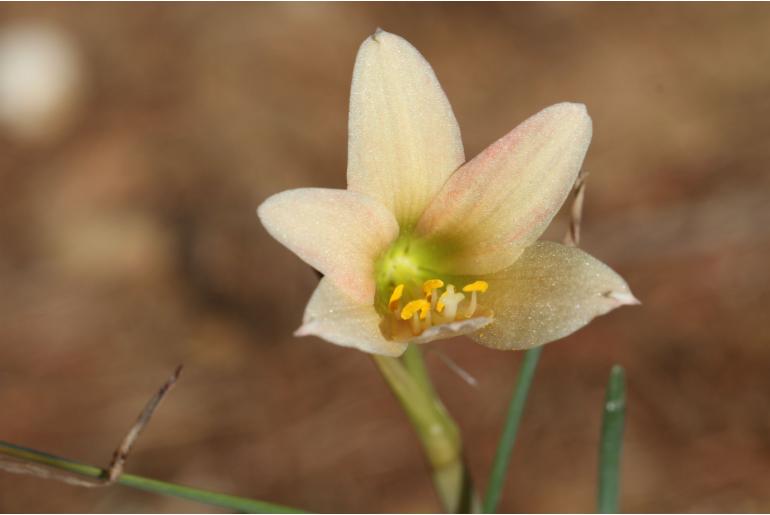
[1,2,770,513]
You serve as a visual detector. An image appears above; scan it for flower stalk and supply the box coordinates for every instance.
[374,345,476,513]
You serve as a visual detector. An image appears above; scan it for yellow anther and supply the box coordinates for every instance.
[462,280,489,293]
[422,279,445,297]
[401,299,431,321]
[436,300,445,313]
[388,284,405,310]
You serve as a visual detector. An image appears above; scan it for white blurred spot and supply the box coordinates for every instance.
[0,22,84,142]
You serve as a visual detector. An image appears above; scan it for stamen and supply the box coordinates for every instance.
[462,281,489,293]
[423,278,444,311]
[422,279,444,297]
[401,299,431,321]
[465,292,477,318]
[410,313,421,335]
[462,281,488,318]
[388,284,404,311]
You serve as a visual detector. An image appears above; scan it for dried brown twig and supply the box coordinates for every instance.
[564,170,589,248]
[0,456,100,487]
[0,365,182,487]
[106,364,183,483]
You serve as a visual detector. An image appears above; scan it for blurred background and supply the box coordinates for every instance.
[1,3,769,513]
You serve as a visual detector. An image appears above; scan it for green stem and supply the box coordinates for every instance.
[482,347,543,513]
[402,343,437,396]
[597,365,626,514]
[374,346,476,513]
[0,440,304,513]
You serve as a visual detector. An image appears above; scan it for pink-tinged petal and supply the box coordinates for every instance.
[472,241,638,350]
[257,188,398,304]
[296,277,408,357]
[347,29,465,226]
[416,103,593,275]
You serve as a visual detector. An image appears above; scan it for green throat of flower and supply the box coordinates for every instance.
[374,234,491,342]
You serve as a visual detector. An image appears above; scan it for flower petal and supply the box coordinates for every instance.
[347,29,465,227]
[295,277,408,357]
[472,241,638,350]
[257,188,398,304]
[411,316,493,345]
[416,103,593,275]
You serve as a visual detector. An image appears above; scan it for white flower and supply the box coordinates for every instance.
[258,29,637,357]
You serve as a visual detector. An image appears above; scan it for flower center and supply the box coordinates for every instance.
[384,278,489,339]
[374,234,491,341]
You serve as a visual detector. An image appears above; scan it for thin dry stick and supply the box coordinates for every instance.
[430,348,479,388]
[106,364,183,482]
[0,455,102,487]
[563,170,588,248]
[0,365,182,487]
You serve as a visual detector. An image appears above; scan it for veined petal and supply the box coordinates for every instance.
[411,316,493,345]
[416,103,592,275]
[347,29,465,227]
[472,241,638,350]
[296,277,408,357]
[257,188,398,304]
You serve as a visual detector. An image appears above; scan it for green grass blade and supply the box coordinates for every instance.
[482,346,543,513]
[597,365,626,514]
[0,440,304,513]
